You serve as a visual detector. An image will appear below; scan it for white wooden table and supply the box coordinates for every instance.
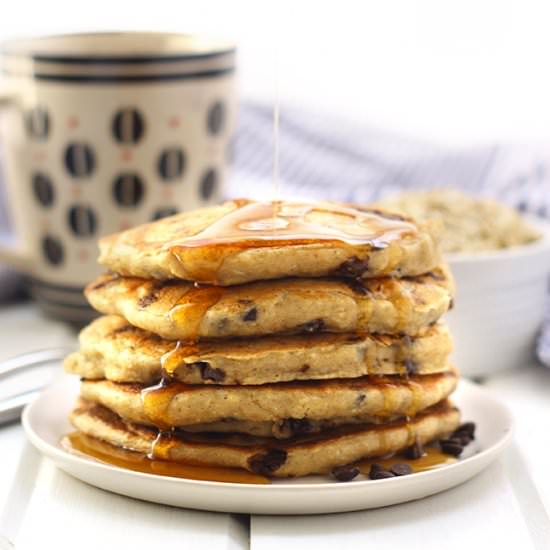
[1,304,549,550]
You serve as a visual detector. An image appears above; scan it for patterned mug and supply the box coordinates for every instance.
[0,32,236,322]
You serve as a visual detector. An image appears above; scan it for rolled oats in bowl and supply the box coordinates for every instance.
[376,189,541,253]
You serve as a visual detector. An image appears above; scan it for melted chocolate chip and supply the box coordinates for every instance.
[332,464,360,482]
[248,449,287,475]
[300,364,310,373]
[137,280,167,308]
[355,393,366,406]
[448,298,455,310]
[138,293,158,308]
[195,362,225,382]
[334,256,370,278]
[280,418,314,436]
[243,307,257,322]
[343,278,370,296]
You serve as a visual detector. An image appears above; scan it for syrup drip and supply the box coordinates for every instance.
[357,446,457,475]
[169,201,417,284]
[168,283,226,339]
[160,341,199,378]
[63,432,270,484]
[141,380,187,431]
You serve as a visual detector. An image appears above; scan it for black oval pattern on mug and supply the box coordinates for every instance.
[65,143,95,177]
[26,107,50,140]
[42,235,64,266]
[158,148,185,181]
[207,101,225,135]
[152,207,179,221]
[113,173,145,207]
[112,109,145,144]
[200,168,218,200]
[68,205,97,237]
[32,173,55,207]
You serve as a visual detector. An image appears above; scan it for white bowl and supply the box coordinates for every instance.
[445,217,550,377]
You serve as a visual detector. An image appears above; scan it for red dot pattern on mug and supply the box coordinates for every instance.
[29,100,228,268]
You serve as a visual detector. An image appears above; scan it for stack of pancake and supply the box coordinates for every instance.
[65,199,461,480]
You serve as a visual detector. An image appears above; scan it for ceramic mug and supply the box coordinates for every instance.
[0,32,236,322]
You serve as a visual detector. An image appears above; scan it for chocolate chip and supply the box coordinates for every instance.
[137,280,166,308]
[369,465,396,480]
[355,393,366,406]
[390,463,412,476]
[440,439,463,457]
[332,464,360,482]
[300,364,310,373]
[248,449,287,475]
[448,298,455,310]
[404,438,425,460]
[243,307,257,322]
[343,278,369,296]
[138,293,158,308]
[196,362,225,382]
[280,418,314,436]
[404,358,418,376]
[454,433,473,446]
[369,463,383,475]
[455,422,476,439]
[300,319,325,333]
[334,256,369,278]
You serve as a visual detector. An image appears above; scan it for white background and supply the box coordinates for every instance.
[1,0,550,146]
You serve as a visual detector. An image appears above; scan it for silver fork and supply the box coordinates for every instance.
[0,348,72,425]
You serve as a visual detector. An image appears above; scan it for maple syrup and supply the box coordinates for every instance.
[168,283,226,339]
[169,200,417,284]
[357,446,457,475]
[63,432,270,484]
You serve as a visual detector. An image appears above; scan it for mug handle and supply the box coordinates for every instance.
[0,87,33,271]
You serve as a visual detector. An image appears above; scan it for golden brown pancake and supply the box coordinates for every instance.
[65,315,453,385]
[85,266,454,340]
[69,399,460,477]
[79,369,458,427]
[98,199,442,285]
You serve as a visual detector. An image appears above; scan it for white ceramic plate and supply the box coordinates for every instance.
[23,375,513,515]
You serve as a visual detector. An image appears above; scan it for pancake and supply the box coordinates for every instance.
[79,369,458,427]
[65,315,453,385]
[85,266,454,340]
[98,199,442,285]
[69,399,460,477]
